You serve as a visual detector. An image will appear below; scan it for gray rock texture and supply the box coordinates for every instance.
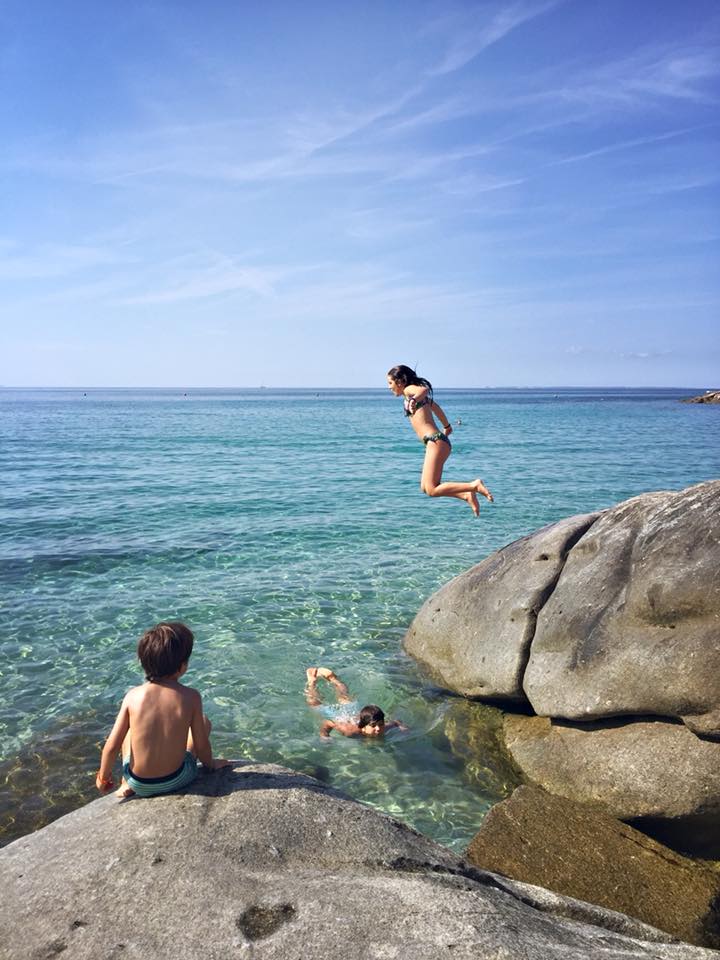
[403,512,599,699]
[2,763,718,960]
[524,481,720,735]
[465,784,720,948]
[404,480,720,734]
[503,715,720,853]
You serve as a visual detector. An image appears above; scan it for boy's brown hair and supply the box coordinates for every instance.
[358,705,385,729]
[138,621,194,681]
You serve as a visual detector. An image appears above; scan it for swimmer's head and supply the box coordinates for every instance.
[358,704,385,736]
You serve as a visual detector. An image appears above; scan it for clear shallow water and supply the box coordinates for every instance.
[1,387,718,849]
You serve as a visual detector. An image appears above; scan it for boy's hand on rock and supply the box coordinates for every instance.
[96,774,114,793]
[212,758,232,769]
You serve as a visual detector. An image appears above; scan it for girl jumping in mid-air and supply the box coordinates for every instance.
[387,363,493,517]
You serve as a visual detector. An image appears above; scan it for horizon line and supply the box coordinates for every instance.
[0,384,711,392]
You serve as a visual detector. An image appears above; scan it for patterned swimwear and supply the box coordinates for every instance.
[423,432,451,447]
[122,751,198,798]
[403,394,431,417]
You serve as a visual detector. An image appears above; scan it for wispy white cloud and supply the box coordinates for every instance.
[119,256,283,305]
[344,208,434,241]
[555,45,720,108]
[425,1,565,77]
[0,242,130,281]
[550,125,706,166]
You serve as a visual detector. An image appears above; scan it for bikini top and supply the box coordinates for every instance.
[403,394,431,417]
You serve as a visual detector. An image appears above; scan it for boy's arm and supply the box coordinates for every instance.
[188,692,230,771]
[386,720,409,732]
[189,692,214,769]
[319,719,335,739]
[431,401,452,434]
[96,697,130,792]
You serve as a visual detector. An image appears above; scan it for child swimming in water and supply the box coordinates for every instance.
[386,363,493,516]
[305,667,408,738]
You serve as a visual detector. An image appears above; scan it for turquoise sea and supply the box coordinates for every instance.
[1,387,718,849]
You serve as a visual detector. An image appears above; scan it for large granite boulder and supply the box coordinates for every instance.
[403,512,600,699]
[2,763,717,959]
[466,785,720,948]
[524,481,720,736]
[502,715,720,854]
[403,480,720,734]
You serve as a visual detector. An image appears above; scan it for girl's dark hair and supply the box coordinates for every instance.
[358,705,385,728]
[387,364,433,398]
[138,621,194,681]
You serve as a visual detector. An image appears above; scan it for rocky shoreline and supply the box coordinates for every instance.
[682,390,720,403]
[3,480,719,956]
[2,763,719,959]
[403,479,720,947]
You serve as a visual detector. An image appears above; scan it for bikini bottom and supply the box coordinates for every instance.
[423,432,451,447]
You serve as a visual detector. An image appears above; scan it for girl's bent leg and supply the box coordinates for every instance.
[421,442,493,513]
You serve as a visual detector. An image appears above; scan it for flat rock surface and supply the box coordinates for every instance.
[503,714,720,853]
[2,763,717,959]
[466,785,720,948]
[403,512,599,699]
[524,480,720,735]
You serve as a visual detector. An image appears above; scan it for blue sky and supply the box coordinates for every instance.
[1,1,718,387]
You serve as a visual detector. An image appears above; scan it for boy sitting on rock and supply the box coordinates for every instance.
[305,667,408,739]
[96,621,229,798]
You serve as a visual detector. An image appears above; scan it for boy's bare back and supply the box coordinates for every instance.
[96,622,228,797]
[122,680,205,778]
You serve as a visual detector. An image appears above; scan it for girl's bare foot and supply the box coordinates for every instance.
[474,479,493,502]
[460,491,480,517]
[115,780,135,798]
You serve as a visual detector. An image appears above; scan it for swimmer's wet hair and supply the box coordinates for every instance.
[138,621,194,682]
[358,705,385,728]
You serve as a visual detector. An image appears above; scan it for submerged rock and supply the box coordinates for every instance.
[1,762,717,959]
[442,698,523,801]
[0,716,99,847]
[465,785,720,948]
